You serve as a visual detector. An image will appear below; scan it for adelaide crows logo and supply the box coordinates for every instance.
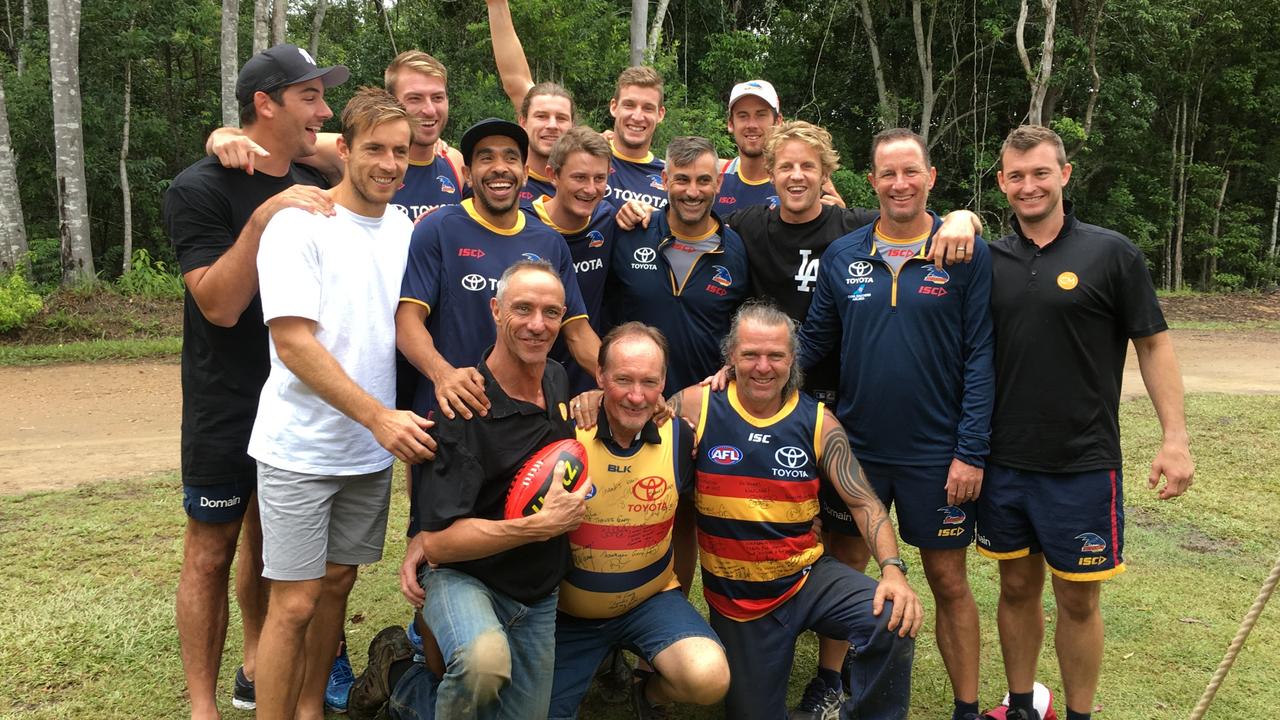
[587,230,605,248]
[938,506,967,525]
[1076,532,1108,553]
[711,265,733,287]
[438,176,457,194]
[647,174,666,191]
[522,252,542,262]
[922,265,950,285]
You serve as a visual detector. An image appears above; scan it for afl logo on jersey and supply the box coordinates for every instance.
[707,445,743,465]
[1057,271,1079,290]
[647,174,665,191]
[438,176,457,194]
[711,265,733,287]
[587,231,605,248]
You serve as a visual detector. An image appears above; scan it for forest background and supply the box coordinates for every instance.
[2,0,1280,296]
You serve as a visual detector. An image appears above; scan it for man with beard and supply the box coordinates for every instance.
[164,44,347,719]
[248,87,436,720]
[606,136,749,391]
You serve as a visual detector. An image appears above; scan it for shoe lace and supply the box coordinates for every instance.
[797,678,832,712]
[329,654,356,686]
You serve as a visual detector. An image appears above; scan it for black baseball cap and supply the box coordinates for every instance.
[460,118,529,166]
[235,44,350,108]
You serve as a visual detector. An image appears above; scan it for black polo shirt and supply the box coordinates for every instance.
[410,349,575,603]
[988,202,1167,472]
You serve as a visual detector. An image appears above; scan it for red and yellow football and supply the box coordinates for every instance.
[504,438,590,519]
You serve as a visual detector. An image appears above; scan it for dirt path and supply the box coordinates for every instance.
[1,328,1277,494]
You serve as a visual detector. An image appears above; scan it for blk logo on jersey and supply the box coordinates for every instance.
[922,265,950,285]
[587,231,605,248]
[438,176,457,194]
[1076,532,1107,553]
[708,445,743,465]
[794,249,820,292]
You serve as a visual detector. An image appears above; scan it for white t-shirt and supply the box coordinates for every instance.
[249,204,413,475]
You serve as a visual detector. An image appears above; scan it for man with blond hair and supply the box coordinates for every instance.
[978,125,1194,720]
[249,87,435,720]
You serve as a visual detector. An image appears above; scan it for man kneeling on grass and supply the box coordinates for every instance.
[247,87,437,720]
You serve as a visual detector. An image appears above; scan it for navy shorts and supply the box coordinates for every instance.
[548,589,720,719]
[182,476,255,523]
[820,459,975,549]
[975,463,1126,581]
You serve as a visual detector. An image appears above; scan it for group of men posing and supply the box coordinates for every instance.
[166,5,1194,719]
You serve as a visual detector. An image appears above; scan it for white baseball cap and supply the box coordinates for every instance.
[728,80,780,114]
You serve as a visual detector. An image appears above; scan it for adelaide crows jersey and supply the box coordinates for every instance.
[604,142,667,210]
[392,150,463,222]
[715,157,778,213]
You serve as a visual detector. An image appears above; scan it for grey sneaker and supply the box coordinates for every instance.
[790,677,843,720]
[348,626,415,720]
[231,665,255,711]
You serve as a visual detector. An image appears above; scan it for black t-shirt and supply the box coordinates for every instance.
[410,354,575,604]
[725,204,878,398]
[988,204,1167,472]
[163,156,328,486]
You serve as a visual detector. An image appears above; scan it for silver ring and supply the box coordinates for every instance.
[957,246,967,254]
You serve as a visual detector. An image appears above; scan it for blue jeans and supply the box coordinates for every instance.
[548,589,721,719]
[710,557,915,720]
[388,567,559,720]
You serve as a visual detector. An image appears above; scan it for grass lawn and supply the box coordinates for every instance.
[1,393,1277,719]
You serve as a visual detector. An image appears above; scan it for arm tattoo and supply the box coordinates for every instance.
[667,391,683,421]
[820,421,898,565]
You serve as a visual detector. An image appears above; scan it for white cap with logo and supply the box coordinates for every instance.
[728,80,780,114]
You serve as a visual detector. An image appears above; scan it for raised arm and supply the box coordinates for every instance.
[205,126,344,184]
[486,0,536,113]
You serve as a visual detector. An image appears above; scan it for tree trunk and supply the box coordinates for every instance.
[309,0,328,59]
[272,0,287,45]
[120,57,133,275]
[912,0,935,142]
[48,0,94,285]
[253,0,269,54]
[857,0,894,128]
[17,0,30,74]
[646,0,670,63]
[1270,172,1279,260]
[1163,100,1181,290]
[1174,81,1204,292]
[1079,0,1104,144]
[0,72,27,273]
[629,0,647,67]
[1205,169,1228,288]
[1017,0,1058,125]
[220,0,239,127]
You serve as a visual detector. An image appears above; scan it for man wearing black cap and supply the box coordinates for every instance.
[396,118,600,422]
[163,43,347,720]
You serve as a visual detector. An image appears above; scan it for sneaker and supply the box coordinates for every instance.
[324,645,356,713]
[790,677,843,720]
[983,682,1056,720]
[231,665,256,710]
[594,648,633,703]
[630,669,669,720]
[348,626,415,720]
[981,709,1041,720]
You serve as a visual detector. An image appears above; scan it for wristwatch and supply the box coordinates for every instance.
[879,557,908,576]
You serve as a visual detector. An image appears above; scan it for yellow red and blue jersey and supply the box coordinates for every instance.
[604,142,667,210]
[560,418,694,619]
[694,383,826,622]
[399,199,588,414]
[715,157,778,213]
[391,150,463,222]
[797,213,995,468]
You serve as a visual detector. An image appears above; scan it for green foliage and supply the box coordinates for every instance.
[115,249,185,300]
[0,269,44,333]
